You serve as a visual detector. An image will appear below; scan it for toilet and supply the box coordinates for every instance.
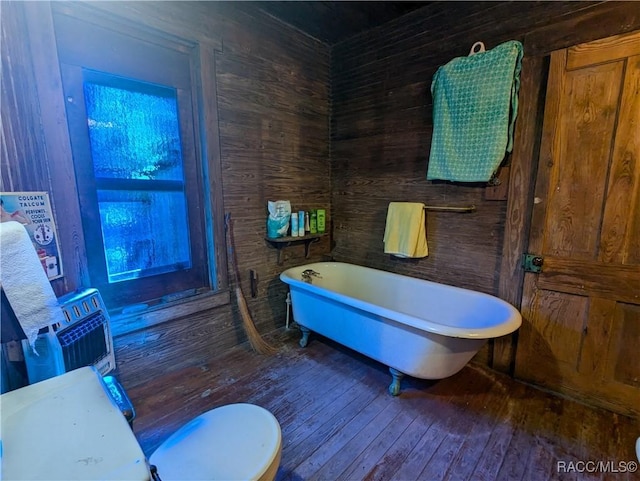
[149,403,282,481]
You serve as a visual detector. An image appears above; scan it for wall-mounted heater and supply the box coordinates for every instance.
[22,288,115,384]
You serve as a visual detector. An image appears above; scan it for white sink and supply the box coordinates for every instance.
[0,367,150,480]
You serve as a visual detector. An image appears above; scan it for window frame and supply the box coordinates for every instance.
[62,65,210,308]
[47,6,229,330]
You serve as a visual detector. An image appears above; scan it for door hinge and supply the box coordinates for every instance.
[522,254,544,273]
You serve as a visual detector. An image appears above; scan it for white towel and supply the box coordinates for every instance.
[0,221,62,346]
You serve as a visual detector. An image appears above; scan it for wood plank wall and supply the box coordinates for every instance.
[0,1,330,390]
[0,2,51,194]
[3,0,640,400]
[330,0,640,368]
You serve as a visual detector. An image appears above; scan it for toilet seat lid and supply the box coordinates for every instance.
[149,403,281,481]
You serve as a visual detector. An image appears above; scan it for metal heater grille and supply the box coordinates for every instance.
[22,288,115,384]
[57,288,115,376]
[57,311,109,372]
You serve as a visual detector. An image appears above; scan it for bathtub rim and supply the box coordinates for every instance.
[280,262,522,340]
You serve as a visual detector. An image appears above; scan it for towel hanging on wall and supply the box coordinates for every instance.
[427,40,524,182]
[383,202,428,258]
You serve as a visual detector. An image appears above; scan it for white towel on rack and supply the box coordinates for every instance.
[0,221,62,346]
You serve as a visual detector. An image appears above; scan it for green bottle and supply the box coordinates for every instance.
[310,210,317,234]
[316,209,326,233]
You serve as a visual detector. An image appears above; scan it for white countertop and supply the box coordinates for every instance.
[1,366,150,481]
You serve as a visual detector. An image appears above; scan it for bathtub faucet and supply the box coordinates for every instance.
[301,269,322,284]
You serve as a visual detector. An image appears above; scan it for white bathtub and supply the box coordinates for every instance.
[280,262,521,395]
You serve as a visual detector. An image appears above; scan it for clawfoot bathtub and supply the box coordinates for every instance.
[280,262,521,395]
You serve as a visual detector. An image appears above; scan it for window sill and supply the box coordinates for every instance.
[110,289,231,337]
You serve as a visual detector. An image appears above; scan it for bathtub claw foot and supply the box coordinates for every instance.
[388,368,404,396]
[299,326,311,348]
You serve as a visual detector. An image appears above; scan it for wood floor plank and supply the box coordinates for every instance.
[361,413,437,481]
[134,346,316,454]
[494,385,543,481]
[285,391,391,480]
[551,401,602,481]
[269,346,378,429]
[390,410,452,481]
[308,400,408,480]
[280,360,381,449]
[278,381,380,479]
[469,417,519,481]
[406,368,505,481]
[415,407,480,480]
[524,441,557,481]
[129,332,639,481]
[339,407,417,480]
[443,370,519,480]
[134,341,327,453]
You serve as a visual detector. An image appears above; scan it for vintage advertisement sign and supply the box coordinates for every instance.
[0,192,64,280]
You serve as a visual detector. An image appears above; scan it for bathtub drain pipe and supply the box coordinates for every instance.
[286,292,291,329]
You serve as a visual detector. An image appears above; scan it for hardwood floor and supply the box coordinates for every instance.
[128,328,640,480]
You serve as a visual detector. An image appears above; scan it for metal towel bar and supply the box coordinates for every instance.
[423,205,476,213]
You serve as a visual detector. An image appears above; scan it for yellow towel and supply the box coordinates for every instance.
[383,202,428,258]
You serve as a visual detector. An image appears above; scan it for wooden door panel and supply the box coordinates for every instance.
[537,256,640,304]
[578,300,640,413]
[567,30,640,69]
[521,295,639,414]
[517,289,586,377]
[600,55,640,265]
[531,290,587,367]
[577,297,615,378]
[545,61,623,259]
[610,303,640,388]
[516,29,640,417]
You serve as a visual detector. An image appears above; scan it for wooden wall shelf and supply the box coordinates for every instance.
[265,233,326,264]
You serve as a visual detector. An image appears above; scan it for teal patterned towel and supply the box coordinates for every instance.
[427,40,523,182]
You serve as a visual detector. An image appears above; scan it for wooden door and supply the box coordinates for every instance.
[515,30,640,417]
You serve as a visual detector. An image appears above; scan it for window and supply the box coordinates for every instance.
[55,12,217,311]
[83,74,193,284]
